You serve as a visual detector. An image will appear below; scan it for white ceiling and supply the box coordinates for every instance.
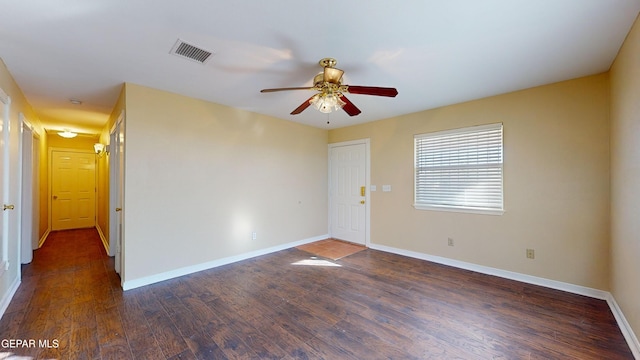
[1,1,639,132]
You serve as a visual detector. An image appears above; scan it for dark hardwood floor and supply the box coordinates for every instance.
[0,228,633,359]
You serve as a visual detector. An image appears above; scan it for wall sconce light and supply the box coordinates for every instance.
[94,143,108,157]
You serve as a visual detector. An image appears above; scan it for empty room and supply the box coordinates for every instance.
[0,1,639,359]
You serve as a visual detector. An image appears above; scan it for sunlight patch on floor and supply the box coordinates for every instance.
[291,256,342,267]
[0,352,41,359]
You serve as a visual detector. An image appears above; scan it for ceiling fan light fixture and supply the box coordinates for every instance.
[310,93,345,114]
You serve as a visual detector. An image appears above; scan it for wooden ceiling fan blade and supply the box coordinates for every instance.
[290,96,316,115]
[260,87,314,93]
[346,86,398,97]
[324,67,344,83]
[340,95,361,116]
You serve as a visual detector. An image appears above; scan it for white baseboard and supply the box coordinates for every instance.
[38,229,50,248]
[0,276,20,321]
[122,234,329,291]
[95,225,109,255]
[369,243,640,358]
[606,293,640,359]
[369,243,608,299]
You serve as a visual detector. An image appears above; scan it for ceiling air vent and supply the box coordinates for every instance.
[170,39,213,64]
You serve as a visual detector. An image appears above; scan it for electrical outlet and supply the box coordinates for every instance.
[447,237,454,246]
[526,248,535,259]
[252,232,257,240]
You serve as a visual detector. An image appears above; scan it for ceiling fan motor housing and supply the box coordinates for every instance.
[318,57,337,68]
[313,73,326,86]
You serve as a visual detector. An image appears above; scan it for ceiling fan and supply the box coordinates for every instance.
[260,58,398,117]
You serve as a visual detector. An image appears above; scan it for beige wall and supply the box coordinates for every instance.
[330,74,610,290]
[610,14,640,342]
[122,83,328,283]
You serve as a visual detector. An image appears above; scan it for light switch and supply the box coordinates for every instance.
[382,185,392,192]
[370,185,377,192]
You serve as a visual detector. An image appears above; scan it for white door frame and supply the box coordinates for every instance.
[19,113,38,264]
[0,87,11,276]
[109,110,125,279]
[32,134,40,251]
[328,139,371,247]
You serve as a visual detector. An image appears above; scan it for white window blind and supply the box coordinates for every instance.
[414,123,503,214]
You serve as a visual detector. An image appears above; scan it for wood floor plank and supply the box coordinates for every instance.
[15,293,50,338]
[251,315,325,359]
[334,313,417,359]
[172,297,224,339]
[143,310,191,358]
[127,331,166,360]
[95,305,128,347]
[153,285,188,317]
[218,315,288,359]
[0,309,25,340]
[200,298,262,359]
[182,332,227,360]
[1,229,634,359]
[99,342,134,360]
[69,326,101,360]
[120,295,153,337]
[40,300,73,357]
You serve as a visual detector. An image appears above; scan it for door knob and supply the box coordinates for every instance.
[360,200,365,204]
[115,208,122,212]
[3,204,15,211]
[53,195,58,200]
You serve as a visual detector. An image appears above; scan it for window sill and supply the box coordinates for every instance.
[413,204,504,216]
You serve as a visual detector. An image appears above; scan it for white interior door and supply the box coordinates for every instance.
[51,151,96,230]
[20,118,34,264]
[0,89,10,274]
[109,113,124,276]
[32,135,40,250]
[329,141,368,245]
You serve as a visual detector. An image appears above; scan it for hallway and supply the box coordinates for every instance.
[0,229,120,359]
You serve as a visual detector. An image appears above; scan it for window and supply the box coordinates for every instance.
[414,123,503,215]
